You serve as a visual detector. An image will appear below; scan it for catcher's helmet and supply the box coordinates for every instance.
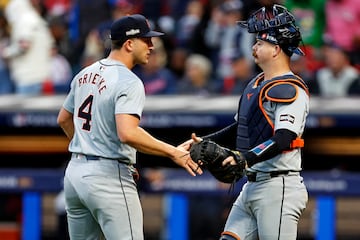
[238,4,304,56]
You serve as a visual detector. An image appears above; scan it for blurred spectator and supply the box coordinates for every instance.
[203,2,227,69]
[222,51,253,95]
[177,53,218,95]
[157,15,175,37]
[311,41,360,97]
[67,0,112,70]
[2,0,54,95]
[30,0,48,17]
[47,14,75,68]
[43,0,71,17]
[241,0,261,19]
[82,0,135,67]
[204,0,254,81]
[285,0,326,73]
[185,1,212,57]
[49,46,72,94]
[290,54,315,87]
[133,37,178,95]
[243,0,281,16]
[324,0,360,66]
[157,15,178,57]
[175,0,204,49]
[0,8,13,94]
[285,0,325,48]
[168,47,189,80]
[135,0,171,23]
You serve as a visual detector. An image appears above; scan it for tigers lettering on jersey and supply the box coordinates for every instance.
[78,72,107,94]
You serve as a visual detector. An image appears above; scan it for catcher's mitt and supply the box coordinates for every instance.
[190,140,246,183]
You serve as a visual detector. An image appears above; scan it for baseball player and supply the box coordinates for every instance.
[57,14,202,240]
[190,4,309,240]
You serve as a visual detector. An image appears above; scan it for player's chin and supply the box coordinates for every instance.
[142,56,150,64]
[138,59,148,65]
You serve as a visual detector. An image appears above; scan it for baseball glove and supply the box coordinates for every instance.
[190,140,246,183]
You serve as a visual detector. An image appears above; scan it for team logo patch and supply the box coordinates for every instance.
[126,29,140,36]
[260,33,277,43]
[247,93,254,100]
[280,114,295,123]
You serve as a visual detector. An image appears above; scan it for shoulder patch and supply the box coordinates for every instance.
[265,82,298,103]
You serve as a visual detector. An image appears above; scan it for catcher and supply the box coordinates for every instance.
[186,4,309,240]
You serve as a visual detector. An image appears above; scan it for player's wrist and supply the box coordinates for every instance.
[230,150,247,168]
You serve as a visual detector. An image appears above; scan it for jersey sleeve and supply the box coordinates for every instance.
[274,87,309,135]
[114,78,146,117]
[62,77,76,114]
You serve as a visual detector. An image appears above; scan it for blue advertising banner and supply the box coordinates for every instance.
[0,169,63,193]
[141,169,360,196]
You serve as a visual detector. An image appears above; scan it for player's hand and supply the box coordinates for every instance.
[178,132,202,150]
[222,156,237,166]
[191,132,203,143]
[178,139,193,151]
[173,145,203,176]
[222,155,248,169]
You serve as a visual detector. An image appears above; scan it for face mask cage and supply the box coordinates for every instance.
[238,4,296,33]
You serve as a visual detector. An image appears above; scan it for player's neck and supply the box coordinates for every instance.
[262,60,291,80]
[108,50,134,69]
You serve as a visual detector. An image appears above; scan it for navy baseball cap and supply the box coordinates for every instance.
[110,14,164,42]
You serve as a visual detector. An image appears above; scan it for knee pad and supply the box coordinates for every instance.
[219,231,240,240]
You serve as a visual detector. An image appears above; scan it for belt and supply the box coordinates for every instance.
[73,153,131,165]
[246,170,298,182]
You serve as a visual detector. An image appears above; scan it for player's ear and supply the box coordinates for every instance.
[273,45,281,57]
[124,39,134,51]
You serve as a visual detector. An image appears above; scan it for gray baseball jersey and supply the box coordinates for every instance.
[62,58,145,240]
[63,58,145,164]
[249,84,309,172]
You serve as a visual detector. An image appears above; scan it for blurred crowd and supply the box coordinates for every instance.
[1,0,360,97]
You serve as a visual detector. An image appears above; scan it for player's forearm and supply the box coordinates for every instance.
[60,122,74,140]
[245,129,297,167]
[120,126,179,158]
[57,108,74,140]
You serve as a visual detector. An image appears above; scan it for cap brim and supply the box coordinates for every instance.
[142,30,164,37]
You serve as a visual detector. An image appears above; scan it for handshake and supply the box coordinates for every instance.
[189,139,246,184]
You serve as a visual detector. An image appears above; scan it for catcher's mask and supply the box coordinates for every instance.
[238,4,304,56]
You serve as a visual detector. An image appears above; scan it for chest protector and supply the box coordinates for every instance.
[236,73,309,152]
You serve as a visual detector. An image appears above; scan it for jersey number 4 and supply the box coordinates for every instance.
[78,95,93,131]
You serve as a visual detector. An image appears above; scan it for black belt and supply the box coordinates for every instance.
[246,170,298,182]
[74,153,131,165]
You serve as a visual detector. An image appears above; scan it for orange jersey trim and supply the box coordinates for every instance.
[256,75,308,144]
[221,231,241,240]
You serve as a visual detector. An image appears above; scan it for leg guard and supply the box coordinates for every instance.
[219,231,241,240]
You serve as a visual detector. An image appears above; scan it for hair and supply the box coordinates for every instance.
[112,39,125,49]
[186,54,212,78]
